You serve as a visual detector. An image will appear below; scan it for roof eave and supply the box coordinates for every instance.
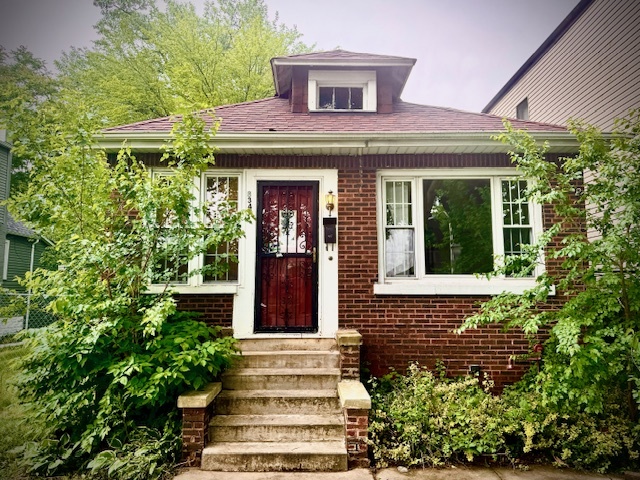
[96,131,579,155]
[271,55,417,98]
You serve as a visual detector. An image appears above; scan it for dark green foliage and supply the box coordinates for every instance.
[17,310,237,478]
[9,113,251,478]
[458,111,640,414]
[369,364,639,472]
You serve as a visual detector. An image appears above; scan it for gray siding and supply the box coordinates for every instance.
[488,0,640,131]
[3,235,47,292]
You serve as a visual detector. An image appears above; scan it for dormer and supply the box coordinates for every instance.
[270,50,416,114]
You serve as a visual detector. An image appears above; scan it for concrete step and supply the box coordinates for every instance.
[210,414,345,442]
[200,441,347,472]
[215,389,341,415]
[222,367,341,390]
[238,350,340,369]
[239,338,337,352]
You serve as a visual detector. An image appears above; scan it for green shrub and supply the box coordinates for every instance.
[369,364,510,467]
[17,308,238,479]
[368,363,640,472]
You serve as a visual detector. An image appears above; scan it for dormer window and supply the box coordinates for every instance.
[318,87,363,110]
[308,70,377,112]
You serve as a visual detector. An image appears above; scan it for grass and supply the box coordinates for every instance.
[0,344,40,479]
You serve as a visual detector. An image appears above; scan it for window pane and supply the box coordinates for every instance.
[204,240,239,282]
[502,180,530,226]
[319,87,333,109]
[501,180,533,276]
[350,87,363,109]
[334,87,350,109]
[154,231,189,284]
[385,181,412,226]
[385,228,415,277]
[423,179,493,274]
[204,175,240,282]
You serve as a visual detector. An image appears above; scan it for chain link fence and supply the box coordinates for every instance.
[0,291,57,339]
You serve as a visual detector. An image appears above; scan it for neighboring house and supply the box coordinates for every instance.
[0,130,10,282]
[482,0,640,131]
[100,50,579,387]
[3,213,50,292]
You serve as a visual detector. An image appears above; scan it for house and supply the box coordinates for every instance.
[101,50,579,470]
[0,213,53,337]
[482,0,640,131]
[3,213,50,292]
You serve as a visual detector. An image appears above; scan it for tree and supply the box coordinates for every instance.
[58,0,310,127]
[10,111,253,478]
[0,46,58,192]
[458,111,640,414]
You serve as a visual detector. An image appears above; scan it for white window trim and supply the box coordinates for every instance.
[375,168,552,296]
[308,70,377,112]
[146,168,243,294]
[3,240,9,281]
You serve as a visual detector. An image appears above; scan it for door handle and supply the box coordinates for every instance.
[312,247,317,263]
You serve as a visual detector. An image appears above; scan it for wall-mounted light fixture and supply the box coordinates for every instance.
[325,190,335,216]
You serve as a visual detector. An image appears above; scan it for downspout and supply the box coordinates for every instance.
[24,237,39,330]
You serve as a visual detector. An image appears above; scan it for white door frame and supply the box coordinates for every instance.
[233,169,339,338]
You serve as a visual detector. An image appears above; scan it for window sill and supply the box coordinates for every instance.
[309,108,376,113]
[373,277,555,296]
[145,284,239,295]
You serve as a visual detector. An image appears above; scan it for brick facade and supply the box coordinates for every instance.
[167,153,576,388]
[176,294,233,328]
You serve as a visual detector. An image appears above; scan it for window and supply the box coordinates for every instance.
[148,170,242,293]
[203,175,239,282]
[308,70,377,112]
[516,98,529,120]
[318,87,363,110]
[151,172,189,285]
[376,170,545,295]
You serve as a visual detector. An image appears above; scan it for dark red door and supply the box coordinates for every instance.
[255,182,319,332]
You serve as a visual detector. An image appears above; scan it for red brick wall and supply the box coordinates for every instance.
[337,154,574,387]
[160,152,578,388]
[176,294,233,328]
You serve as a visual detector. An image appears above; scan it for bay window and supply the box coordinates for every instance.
[376,170,545,295]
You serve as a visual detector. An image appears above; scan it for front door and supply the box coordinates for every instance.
[254,181,319,332]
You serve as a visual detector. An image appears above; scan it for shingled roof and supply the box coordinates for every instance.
[103,97,566,135]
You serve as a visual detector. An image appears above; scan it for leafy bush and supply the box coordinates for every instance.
[369,364,510,467]
[17,308,238,479]
[0,345,45,480]
[369,364,639,472]
[7,112,251,478]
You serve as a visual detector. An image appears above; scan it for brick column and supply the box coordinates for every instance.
[344,408,370,468]
[177,382,222,467]
[181,406,212,466]
[338,380,371,468]
[336,329,362,380]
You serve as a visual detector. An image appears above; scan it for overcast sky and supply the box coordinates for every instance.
[0,0,580,112]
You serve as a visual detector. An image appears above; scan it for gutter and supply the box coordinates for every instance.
[96,130,580,154]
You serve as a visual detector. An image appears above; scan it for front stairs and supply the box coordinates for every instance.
[201,338,349,472]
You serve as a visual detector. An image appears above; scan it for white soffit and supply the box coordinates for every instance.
[97,131,580,155]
